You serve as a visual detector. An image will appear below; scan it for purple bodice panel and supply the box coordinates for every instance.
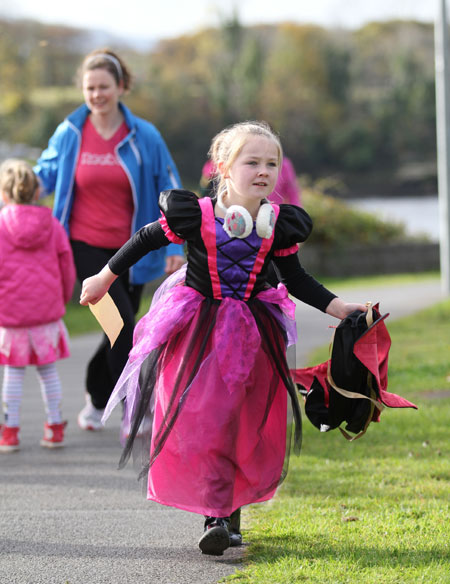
[214,218,262,300]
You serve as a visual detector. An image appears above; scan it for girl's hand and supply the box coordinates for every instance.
[80,266,118,306]
[325,298,368,320]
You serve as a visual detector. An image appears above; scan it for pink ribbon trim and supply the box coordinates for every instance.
[198,197,222,299]
[274,244,299,257]
[159,213,185,244]
[243,204,280,300]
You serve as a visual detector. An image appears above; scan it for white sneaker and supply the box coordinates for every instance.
[77,395,105,431]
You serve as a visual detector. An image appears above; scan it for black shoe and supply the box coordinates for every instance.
[229,532,243,547]
[198,517,230,556]
[229,507,243,547]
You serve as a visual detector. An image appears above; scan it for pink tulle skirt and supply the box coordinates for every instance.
[0,319,70,366]
[103,280,300,517]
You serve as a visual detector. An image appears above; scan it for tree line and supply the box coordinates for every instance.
[0,15,438,194]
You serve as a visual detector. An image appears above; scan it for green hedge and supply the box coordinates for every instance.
[302,187,420,247]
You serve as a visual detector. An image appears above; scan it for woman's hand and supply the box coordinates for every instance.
[325,298,368,320]
[80,265,118,306]
[165,254,185,275]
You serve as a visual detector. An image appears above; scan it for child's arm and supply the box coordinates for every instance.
[273,253,366,318]
[80,220,170,306]
[325,297,367,320]
[80,264,118,305]
[54,221,76,304]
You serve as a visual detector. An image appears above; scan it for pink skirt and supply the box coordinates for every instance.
[0,319,70,366]
[103,283,301,517]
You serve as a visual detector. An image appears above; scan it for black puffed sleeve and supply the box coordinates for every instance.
[159,189,202,242]
[272,205,313,254]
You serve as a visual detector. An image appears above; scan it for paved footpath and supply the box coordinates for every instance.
[0,277,445,584]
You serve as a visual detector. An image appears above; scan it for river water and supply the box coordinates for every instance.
[348,195,440,242]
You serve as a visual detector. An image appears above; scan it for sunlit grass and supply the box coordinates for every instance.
[62,275,449,582]
[227,299,450,584]
[63,272,440,337]
[63,293,153,337]
[319,270,440,291]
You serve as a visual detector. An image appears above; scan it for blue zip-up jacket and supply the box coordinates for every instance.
[34,102,184,285]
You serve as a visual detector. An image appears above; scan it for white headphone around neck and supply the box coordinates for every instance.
[216,192,276,239]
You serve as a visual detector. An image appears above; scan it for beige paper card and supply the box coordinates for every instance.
[89,293,124,347]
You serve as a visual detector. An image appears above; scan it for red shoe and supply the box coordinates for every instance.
[40,421,67,448]
[0,425,20,453]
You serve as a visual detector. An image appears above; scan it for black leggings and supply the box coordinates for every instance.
[71,241,144,409]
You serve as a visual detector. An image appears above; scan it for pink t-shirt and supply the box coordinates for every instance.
[70,117,133,248]
[270,158,302,206]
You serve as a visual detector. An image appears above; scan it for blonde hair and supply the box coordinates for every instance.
[208,121,283,196]
[0,159,39,204]
[77,48,132,90]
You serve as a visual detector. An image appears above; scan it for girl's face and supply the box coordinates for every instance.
[82,68,123,117]
[225,136,280,207]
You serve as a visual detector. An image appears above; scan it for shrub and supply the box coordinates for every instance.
[301,186,416,248]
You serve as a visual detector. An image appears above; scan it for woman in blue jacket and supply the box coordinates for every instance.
[35,48,185,431]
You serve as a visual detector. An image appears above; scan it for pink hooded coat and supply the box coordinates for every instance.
[0,204,76,328]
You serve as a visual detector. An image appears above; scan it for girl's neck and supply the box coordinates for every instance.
[89,109,124,140]
[221,191,262,219]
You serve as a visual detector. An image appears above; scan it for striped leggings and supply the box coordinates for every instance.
[1,363,62,427]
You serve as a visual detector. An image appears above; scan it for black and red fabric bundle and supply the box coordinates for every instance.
[292,303,417,440]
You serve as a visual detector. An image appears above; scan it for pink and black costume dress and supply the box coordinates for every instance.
[103,189,336,518]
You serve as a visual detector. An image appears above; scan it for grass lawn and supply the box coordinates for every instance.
[63,293,154,337]
[228,298,450,584]
[319,270,441,290]
[63,272,448,582]
[63,272,441,338]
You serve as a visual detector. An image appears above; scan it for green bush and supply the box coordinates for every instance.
[302,186,416,247]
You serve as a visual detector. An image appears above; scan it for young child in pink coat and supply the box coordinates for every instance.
[0,159,76,452]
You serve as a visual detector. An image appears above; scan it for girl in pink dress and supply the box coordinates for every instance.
[0,160,76,452]
[80,121,366,556]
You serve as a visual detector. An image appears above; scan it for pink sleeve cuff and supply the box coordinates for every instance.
[274,244,299,257]
[158,213,185,244]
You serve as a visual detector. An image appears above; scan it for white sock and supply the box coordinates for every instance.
[2,366,25,427]
[36,363,63,424]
